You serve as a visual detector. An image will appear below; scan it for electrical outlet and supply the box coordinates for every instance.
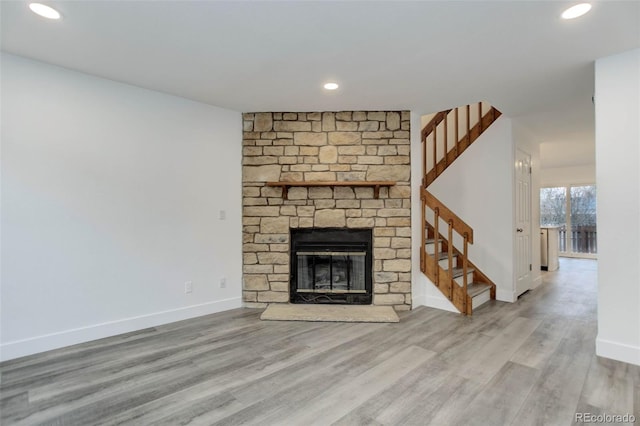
[184,281,193,294]
[219,210,226,220]
[220,277,226,289]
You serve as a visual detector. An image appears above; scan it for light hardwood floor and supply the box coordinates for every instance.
[2,258,639,425]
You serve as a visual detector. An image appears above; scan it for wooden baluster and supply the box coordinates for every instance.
[448,220,454,299]
[434,207,440,285]
[478,102,483,132]
[422,134,427,187]
[463,233,469,314]
[466,104,470,145]
[420,193,426,271]
[454,107,459,156]
[432,125,437,178]
[443,114,448,167]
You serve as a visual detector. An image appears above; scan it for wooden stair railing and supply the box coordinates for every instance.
[420,102,500,315]
[420,188,473,313]
[422,103,502,187]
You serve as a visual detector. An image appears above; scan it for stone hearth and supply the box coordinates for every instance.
[242,111,411,311]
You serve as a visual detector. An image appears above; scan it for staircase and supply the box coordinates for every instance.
[420,102,501,314]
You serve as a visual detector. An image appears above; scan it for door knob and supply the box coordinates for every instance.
[517,228,523,232]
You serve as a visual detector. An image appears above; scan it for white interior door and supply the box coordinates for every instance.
[515,149,532,296]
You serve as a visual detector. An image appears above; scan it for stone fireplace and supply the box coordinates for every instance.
[242,111,411,311]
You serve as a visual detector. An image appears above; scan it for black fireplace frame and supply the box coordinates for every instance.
[290,228,373,305]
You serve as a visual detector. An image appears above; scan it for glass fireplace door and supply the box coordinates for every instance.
[296,251,366,294]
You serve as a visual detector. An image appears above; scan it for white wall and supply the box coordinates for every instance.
[0,54,243,361]
[541,164,595,187]
[595,48,640,366]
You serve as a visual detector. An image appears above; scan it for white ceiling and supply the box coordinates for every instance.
[2,1,639,168]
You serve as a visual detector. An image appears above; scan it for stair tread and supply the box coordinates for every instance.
[448,267,475,279]
[425,238,443,244]
[466,282,492,298]
[435,252,458,261]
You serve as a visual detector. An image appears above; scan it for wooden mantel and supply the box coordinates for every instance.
[266,181,396,200]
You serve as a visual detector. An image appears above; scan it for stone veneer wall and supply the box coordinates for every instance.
[242,111,411,311]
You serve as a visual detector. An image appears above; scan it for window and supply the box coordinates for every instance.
[540,185,597,257]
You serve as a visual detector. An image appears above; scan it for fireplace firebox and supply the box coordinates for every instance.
[290,228,373,305]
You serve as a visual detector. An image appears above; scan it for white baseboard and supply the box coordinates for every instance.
[0,297,242,362]
[496,288,516,303]
[420,295,458,313]
[531,275,543,290]
[596,337,640,366]
[412,293,426,308]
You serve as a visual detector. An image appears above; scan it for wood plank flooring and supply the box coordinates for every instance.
[2,258,639,425]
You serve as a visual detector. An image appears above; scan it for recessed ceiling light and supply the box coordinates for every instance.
[29,3,61,20]
[323,82,339,91]
[561,3,592,20]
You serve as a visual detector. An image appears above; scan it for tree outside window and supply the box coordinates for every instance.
[540,185,597,256]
